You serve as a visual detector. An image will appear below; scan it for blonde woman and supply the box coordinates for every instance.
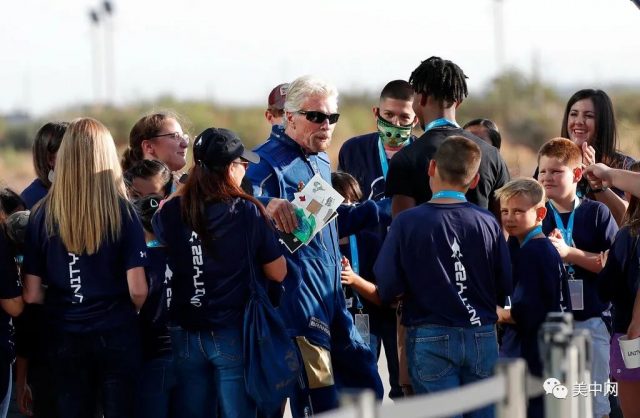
[22,118,148,418]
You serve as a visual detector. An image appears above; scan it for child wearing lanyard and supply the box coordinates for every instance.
[538,138,618,418]
[329,172,388,399]
[372,137,512,415]
[132,195,179,418]
[495,178,571,418]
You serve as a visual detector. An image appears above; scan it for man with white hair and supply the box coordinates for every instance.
[247,75,382,416]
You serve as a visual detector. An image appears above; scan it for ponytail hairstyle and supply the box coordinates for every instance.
[32,122,69,188]
[122,112,176,171]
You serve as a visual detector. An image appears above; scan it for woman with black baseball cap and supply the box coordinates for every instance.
[152,127,286,418]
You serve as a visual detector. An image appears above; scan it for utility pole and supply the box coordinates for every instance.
[89,9,102,105]
[493,0,505,73]
[103,1,115,105]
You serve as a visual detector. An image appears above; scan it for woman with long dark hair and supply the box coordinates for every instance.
[560,89,635,224]
[22,117,149,418]
[153,127,286,418]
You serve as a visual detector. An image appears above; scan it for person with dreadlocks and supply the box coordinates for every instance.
[385,56,510,217]
[384,57,510,398]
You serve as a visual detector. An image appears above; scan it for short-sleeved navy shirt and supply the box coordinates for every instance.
[500,238,571,376]
[139,245,172,359]
[542,198,618,321]
[375,202,512,327]
[597,226,640,334]
[23,199,148,333]
[20,178,48,210]
[153,197,282,332]
[384,127,510,209]
[338,132,416,202]
[0,231,21,357]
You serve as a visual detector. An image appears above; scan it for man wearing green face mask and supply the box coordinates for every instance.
[336,80,417,401]
[338,80,418,202]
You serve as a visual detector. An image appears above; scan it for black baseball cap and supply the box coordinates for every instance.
[193,127,259,170]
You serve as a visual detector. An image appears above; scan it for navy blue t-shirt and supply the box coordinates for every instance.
[597,226,640,334]
[139,245,172,359]
[20,178,48,210]
[23,199,148,333]
[542,198,618,321]
[338,132,416,202]
[500,238,571,376]
[336,201,384,239]
[0,231,21,358]
[152,197,282,331]
[375,202,512,327]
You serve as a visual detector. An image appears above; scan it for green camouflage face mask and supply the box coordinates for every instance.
[377,115,412,148]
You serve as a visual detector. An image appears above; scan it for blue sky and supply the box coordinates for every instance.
[2,0,639,115]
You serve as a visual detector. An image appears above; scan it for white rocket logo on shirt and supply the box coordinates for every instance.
[451,239,462,258]
[450,238,481,326]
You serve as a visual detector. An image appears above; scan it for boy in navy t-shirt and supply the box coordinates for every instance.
[538,138,618,418]
[496,178,571,418]
[374,136,512,415]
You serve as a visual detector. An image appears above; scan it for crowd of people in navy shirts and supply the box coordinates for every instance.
[0,56,639,418]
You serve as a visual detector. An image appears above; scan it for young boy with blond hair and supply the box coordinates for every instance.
[496,178,571,418]
[538,137,618,418]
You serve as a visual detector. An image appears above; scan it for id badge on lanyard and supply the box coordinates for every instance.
[551,200,583,310]
[355,313,370,345]
[568,279,584,311]
[349,235,370,345]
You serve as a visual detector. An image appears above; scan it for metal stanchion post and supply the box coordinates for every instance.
[496,359,527,418]
[540,314,579,418]
[571,330,593,418]
[340,390,377,418]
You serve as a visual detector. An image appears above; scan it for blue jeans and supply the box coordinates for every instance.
[170,326,255,418]
[407,324,498,418]
[369,312,403,399]
[135,353,178,418]
[575,318,611,418]
[0,361,10,418]
[48,324,142,418]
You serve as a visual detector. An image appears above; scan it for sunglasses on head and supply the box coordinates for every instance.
[297,110,340,125]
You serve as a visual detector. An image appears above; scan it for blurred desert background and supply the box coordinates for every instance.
[2,70,639,192]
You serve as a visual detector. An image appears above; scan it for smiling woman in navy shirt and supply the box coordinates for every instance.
[153,127,286,418]
[22,118,149,418]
